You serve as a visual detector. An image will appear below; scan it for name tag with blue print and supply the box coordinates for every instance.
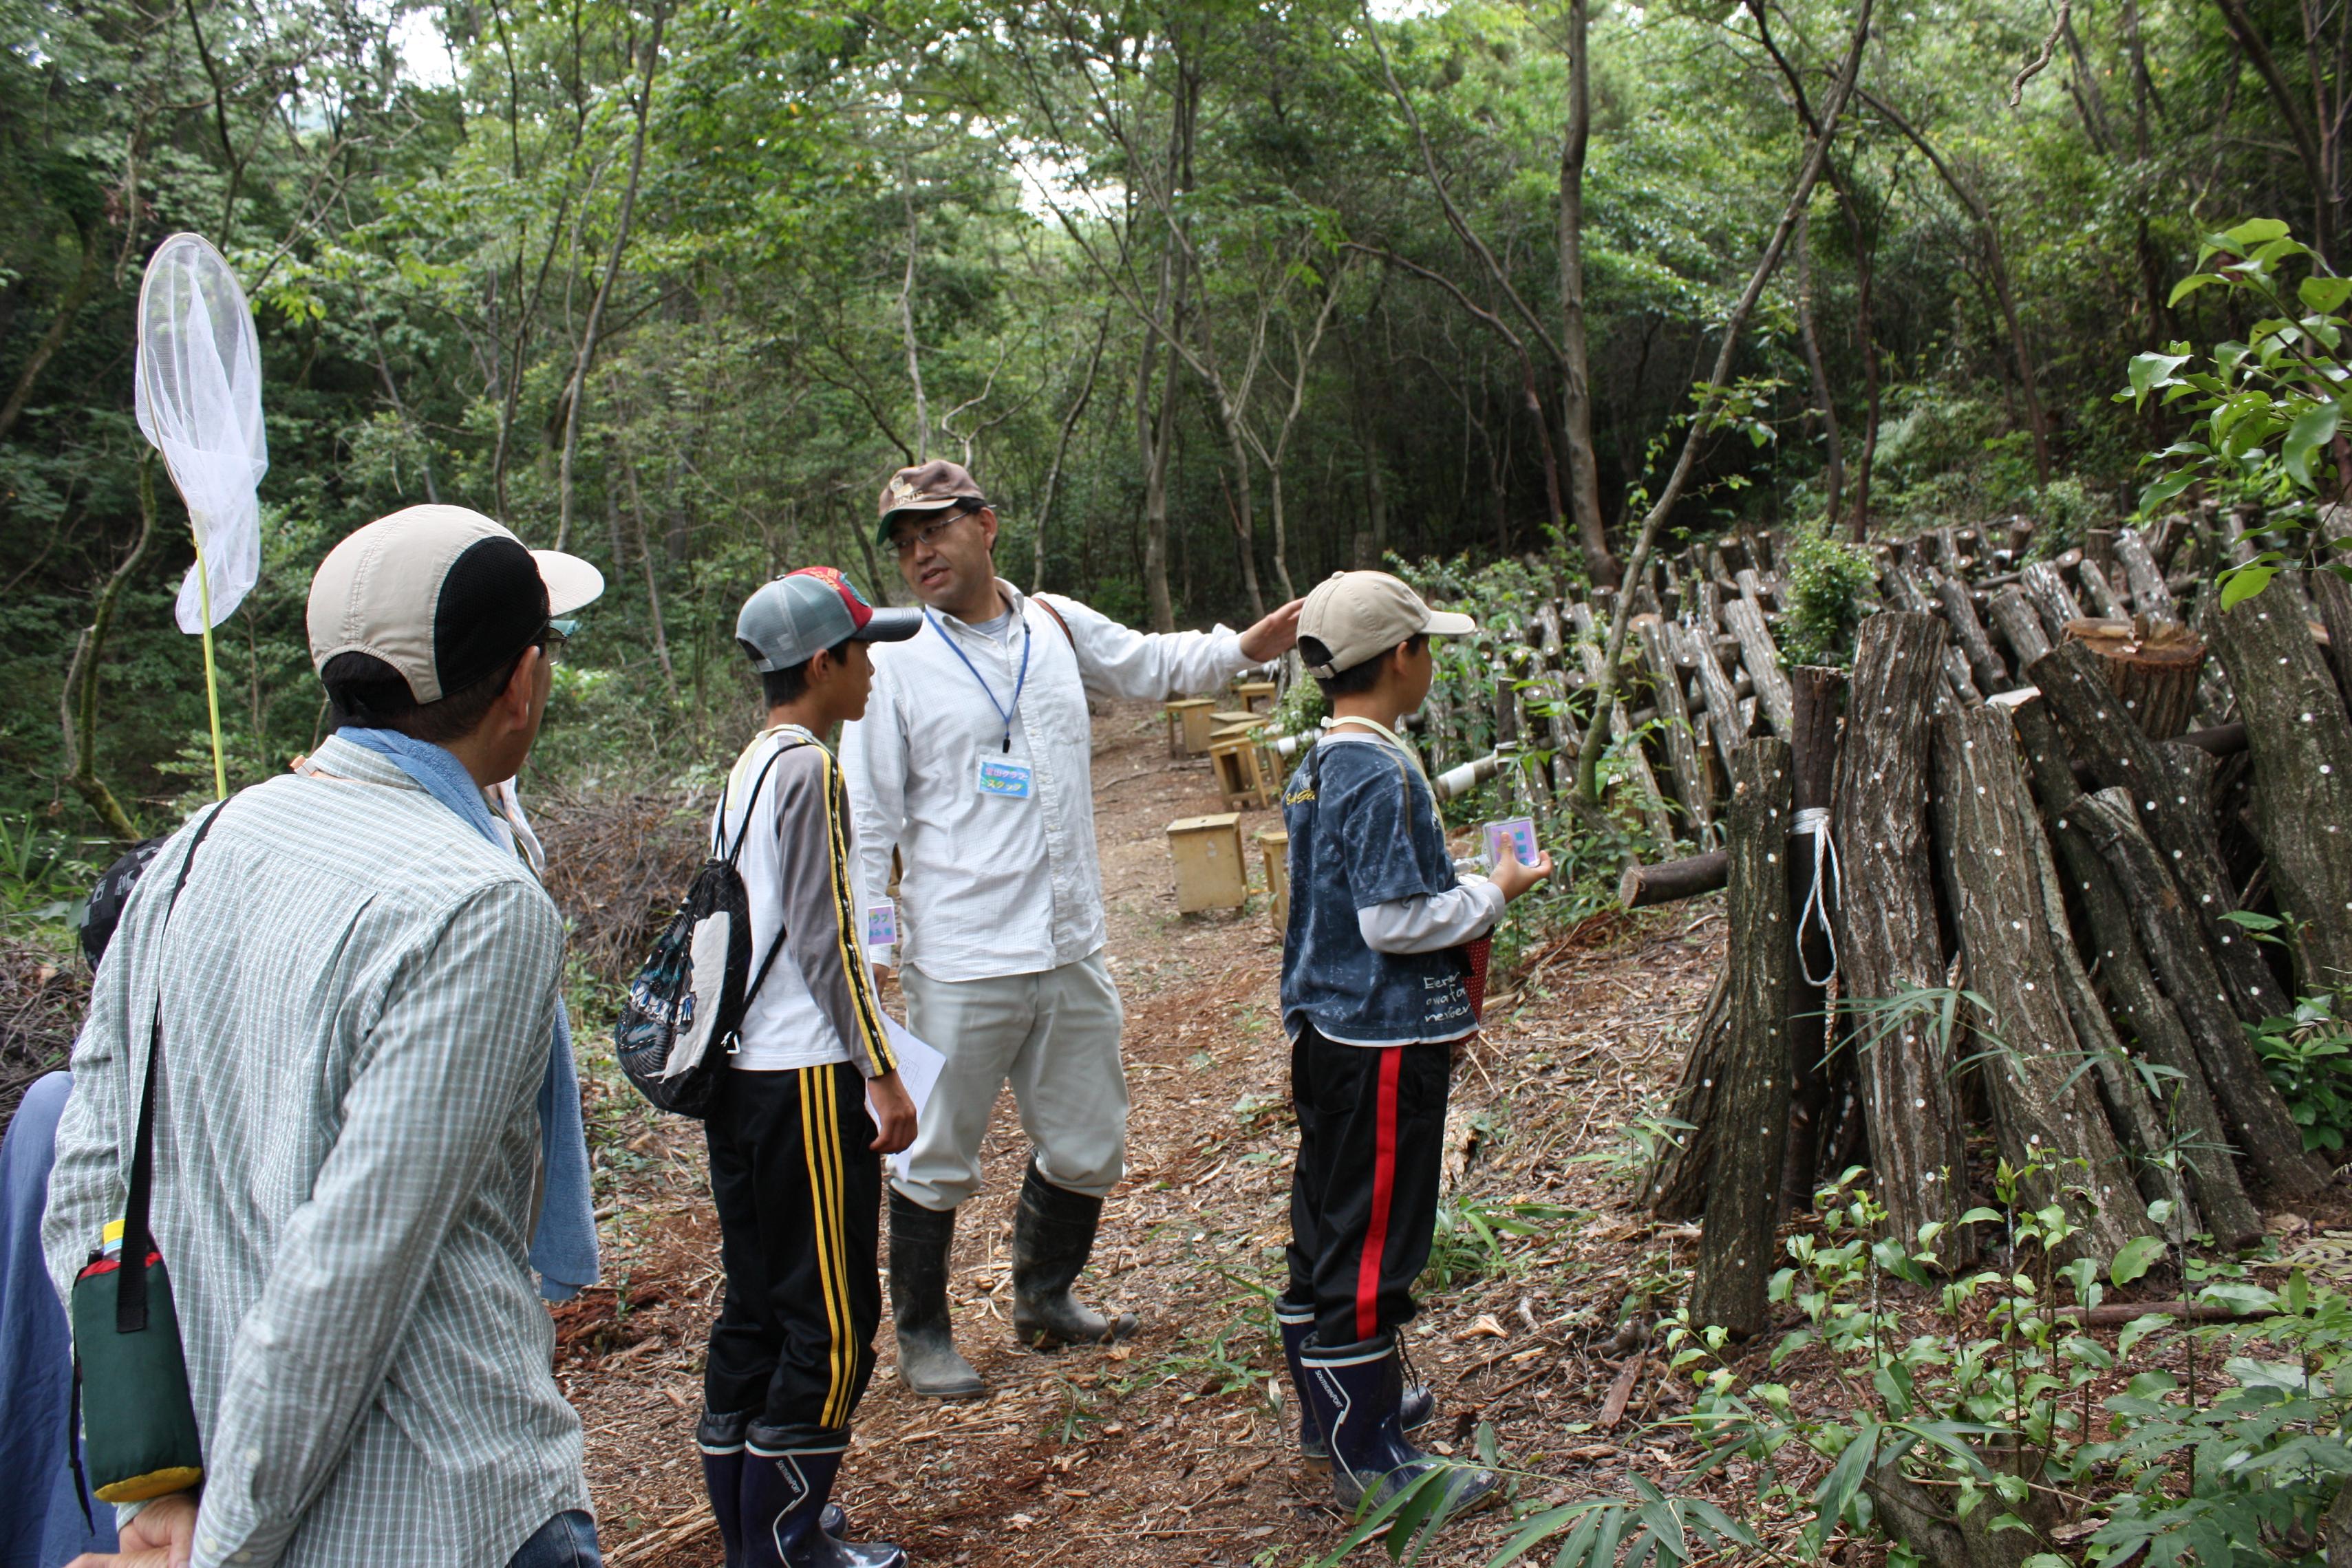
[976,758,1034,799]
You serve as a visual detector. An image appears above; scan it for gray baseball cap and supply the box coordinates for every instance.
[736,566,922,672]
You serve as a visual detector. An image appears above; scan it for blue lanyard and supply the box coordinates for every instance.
[924,605,1030,753]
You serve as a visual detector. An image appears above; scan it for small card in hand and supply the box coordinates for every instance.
[1482,817,1539,872]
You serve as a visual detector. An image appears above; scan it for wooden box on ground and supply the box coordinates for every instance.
[1234,680,1279,713]
[1257,828,1290,934]
[1167,812,1248,912]
[1167,698,1218,756]
[1208,722,1272,810]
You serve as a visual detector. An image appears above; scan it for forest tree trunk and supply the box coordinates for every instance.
[1557,0,1616,586]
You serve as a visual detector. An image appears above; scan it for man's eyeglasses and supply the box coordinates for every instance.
[540,621,575,665]
[890,512,971,557]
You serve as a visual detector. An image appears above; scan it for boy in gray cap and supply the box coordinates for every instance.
[698,566,921,1568]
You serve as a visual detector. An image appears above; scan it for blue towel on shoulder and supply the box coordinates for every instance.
[337,728,599,1302]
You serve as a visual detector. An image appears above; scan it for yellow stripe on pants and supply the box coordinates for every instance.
[798,1065,852,1427]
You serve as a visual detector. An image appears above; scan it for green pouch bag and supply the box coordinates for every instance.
[67,803,223,1507]
[72,1245,204,1502]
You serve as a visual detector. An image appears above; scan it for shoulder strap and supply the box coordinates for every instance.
[718,738,800,868]
[118,802,228,1333]
[734,736,819,1020]
[1031,594,1076,650]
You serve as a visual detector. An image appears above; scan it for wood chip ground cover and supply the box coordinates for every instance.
[556,698,2321,1567]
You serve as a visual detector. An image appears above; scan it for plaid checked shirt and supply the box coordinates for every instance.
[43,735,589,1567]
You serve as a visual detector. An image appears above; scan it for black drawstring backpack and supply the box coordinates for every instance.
[613,739,803,1117]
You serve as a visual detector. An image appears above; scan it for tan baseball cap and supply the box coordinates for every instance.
[875,459,986,542]
[1297,570,1475,677]
[307,505,604,703]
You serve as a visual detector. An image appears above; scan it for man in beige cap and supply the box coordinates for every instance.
[46,505,611,1568]
[842,460,1303,1399]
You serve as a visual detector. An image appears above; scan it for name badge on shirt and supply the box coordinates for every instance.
[866,900,898,947]
[976,758,1035,799]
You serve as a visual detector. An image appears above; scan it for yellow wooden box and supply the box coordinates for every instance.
[1235,680,1279,713]
[1167,812,1248,912]
[1166,697,1218,756]
[1207,723,1271,810]
[1256,827,1290,934]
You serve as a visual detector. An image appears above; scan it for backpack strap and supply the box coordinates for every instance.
[716,740,797,868]
[720,733,819,1022]
[118,801,228,1333]
[1031,594,1076,650]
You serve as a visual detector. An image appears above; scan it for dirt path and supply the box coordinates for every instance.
[567,700,1724,1568]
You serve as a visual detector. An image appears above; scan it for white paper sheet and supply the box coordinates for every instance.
[870,1017,947,1178]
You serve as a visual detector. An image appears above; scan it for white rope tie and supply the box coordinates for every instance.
[1793,806,1840,987]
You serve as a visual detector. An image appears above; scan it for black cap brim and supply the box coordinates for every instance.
[855,607,926,642]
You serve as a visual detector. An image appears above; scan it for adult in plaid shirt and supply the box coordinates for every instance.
[45,506,607,1568]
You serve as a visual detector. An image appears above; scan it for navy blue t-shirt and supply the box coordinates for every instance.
[1279,734,1477,1046]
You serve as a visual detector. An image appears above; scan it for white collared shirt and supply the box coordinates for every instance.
[840,579,1251,982]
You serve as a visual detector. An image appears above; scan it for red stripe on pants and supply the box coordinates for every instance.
[1354,1047,1402,1341]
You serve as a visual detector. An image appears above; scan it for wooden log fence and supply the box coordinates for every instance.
[1357,512,2351,1329]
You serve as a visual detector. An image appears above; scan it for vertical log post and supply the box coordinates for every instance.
[1690,737,1793,1338]
[1721,597,1797,737]
[1637,616,1715,846]
[2011,696,2264,1246]
[1779,667,1846,1214]
[1929,565,2011,695]
[1932,706,2158,1261]
[2203,574,2352,999]
[2029,641,2282,1022]
[2060,619,2206,742]
[1832,612,1976,1263]
[2071,786,2331,1199]
[2315,506,2352,707]
[1989,583,2054,673]
[1644,971,1732,1218]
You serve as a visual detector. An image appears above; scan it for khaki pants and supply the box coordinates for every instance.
[892,952,1128,1211]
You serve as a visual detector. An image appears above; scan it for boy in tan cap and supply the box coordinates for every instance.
[1274,571,1550,1521]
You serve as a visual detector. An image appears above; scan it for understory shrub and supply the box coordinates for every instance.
[1338,1163,2352,1568]
[1776,526,1877,667]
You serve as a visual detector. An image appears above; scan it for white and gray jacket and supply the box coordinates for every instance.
[841,579,1252,982]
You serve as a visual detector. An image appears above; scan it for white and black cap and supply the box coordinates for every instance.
[307,504,603,702]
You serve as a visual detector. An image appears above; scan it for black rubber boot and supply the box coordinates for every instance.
[888,1188,987,1399]
[1010,1159,1138,1350]
[741,1426,905,1567]
[698,1410,752,1568]
[705,1410,851,1551]
[1299,1332,1497,1518]
[1275,1298,1433,1468]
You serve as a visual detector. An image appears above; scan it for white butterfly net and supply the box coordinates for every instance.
[135,234,269,632]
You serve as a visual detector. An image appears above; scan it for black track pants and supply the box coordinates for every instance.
[1283,1024,1453,1346]
[705,1062,882,1430]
